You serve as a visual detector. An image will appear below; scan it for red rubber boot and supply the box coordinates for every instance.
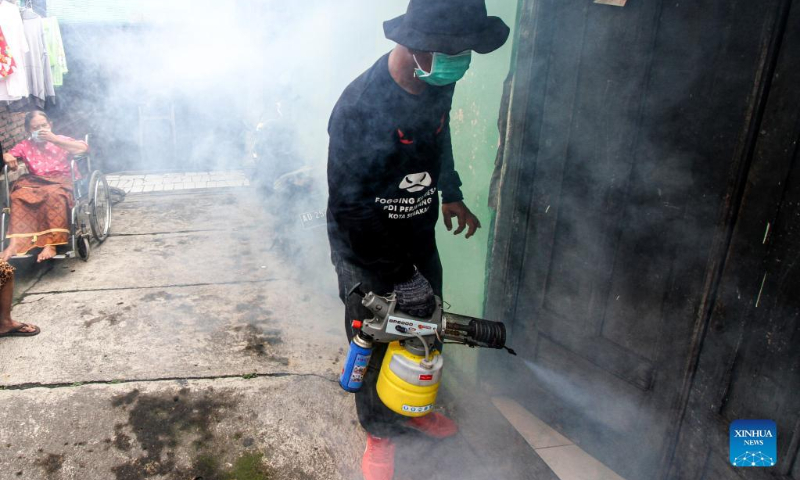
[362,434,396,480]
[406,412,458,439]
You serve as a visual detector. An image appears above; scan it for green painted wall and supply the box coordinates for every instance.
[436,1,518,318]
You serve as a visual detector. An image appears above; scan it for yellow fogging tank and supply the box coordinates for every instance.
[376,341,444,417]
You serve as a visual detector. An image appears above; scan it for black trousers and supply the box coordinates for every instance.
[331,249,443,438]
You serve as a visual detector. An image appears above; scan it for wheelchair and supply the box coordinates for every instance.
[0,135,111,261]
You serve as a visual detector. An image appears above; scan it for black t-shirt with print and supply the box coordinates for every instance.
[327,53,464,282]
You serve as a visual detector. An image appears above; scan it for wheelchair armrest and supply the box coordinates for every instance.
[72,154,92,176]
[0,163,29,183]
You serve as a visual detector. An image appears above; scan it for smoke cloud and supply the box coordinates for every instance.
[34,1,551,478]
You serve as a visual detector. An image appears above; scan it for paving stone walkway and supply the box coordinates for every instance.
[105,170,250,193]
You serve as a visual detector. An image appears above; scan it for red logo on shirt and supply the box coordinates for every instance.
[397,129,414,145]
[436,114,446,135]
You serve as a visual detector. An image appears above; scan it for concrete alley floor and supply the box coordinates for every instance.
[0,178,558,480]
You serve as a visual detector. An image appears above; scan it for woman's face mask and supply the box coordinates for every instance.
[31,129,47,144]
[30,118,51,144]
[413,50,473,87]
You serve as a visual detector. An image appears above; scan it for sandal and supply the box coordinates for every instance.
[0,323,40,337]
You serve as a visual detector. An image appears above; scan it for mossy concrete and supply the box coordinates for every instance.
[0,377,360,480]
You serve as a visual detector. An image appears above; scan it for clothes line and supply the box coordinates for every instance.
[0,0,68,107]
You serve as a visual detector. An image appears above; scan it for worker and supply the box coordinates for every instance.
[326,1,510,478]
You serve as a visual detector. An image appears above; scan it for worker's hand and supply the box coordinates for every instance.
[3,153,18,171]
[36,129,58,144]
[442,201,481,239]
[394,270,436,318]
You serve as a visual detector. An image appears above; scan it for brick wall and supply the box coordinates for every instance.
[0,104,28,154]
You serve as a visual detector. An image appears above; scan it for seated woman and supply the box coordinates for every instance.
[0,259,39,337]
[1,110,88,262]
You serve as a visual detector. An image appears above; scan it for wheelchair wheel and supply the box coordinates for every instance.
[89,171,111,242]
[77,236,90,261]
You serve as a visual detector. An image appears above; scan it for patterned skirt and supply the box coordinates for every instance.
[6,175,74,255]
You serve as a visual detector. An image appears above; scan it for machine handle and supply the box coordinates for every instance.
[347,282,366,299]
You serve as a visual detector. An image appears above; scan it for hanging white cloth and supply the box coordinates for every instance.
[22,12,54,101]
[0,1,29,101]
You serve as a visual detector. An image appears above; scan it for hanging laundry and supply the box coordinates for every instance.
[42,16,66,87]
[22,8,55,102]
[0,24,15,77]
[0,1,29,101]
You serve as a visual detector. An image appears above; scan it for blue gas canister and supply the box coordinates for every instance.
[340,331,373,393]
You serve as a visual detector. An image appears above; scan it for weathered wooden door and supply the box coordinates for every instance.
[668,1,800,477]
[485,0,796,479]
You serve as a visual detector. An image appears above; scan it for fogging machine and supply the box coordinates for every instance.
[340,283,515,417]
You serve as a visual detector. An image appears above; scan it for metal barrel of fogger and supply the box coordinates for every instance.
[442,312,507,349]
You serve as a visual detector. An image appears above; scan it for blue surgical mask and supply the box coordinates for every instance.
[31,129,51,144]
[413,51,473,86]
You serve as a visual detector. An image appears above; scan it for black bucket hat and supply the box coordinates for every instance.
[383,0,510,55]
